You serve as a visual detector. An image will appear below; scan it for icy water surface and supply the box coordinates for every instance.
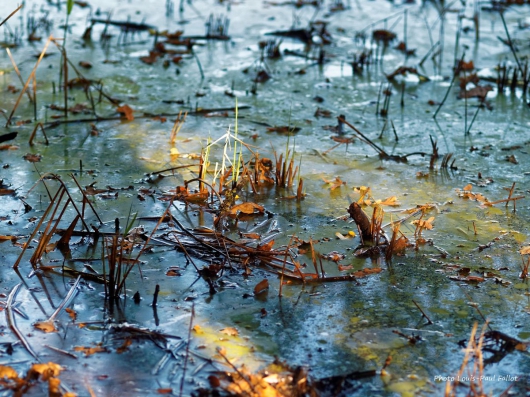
[1,0,530,396]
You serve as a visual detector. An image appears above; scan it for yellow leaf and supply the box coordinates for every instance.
[193,325,204,334]
[31,362,63,378]
[379,196,400,206]
[520,246,530,255]
[73,346,107,356]
[0,365,18,379]
[34,320,57,333]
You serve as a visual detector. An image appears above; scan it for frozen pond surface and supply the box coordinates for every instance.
[1,0,530,396]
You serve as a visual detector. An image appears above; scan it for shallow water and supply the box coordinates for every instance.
[1,0,530,396]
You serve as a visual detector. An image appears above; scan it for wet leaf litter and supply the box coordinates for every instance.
[1,0,530,396]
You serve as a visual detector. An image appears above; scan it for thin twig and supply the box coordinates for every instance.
[6,284,39,360]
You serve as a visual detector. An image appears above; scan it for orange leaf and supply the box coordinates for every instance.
[73,346,107,356]
[117,338,132,354]
[117,104,134,121]
[352,268,383,278]
[257,240,275,251]
[220,327,239,336]
[65,308,77,321]
[230,202,265,215]
[463,184,473,191]
[254,279,269,294]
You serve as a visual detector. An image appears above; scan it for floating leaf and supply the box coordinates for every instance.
[352,268,383,278]
[31,362,64,378]
[411,217,435,230]
[34,320,57,333]
[254,279,269,294]
[230,202,265,215]
[117,104,135,121]
[257,240,275,251]
[220,327,239,337]
[73,346,107,356]
[65,308,77,321]
[520,246,530,255]
[23,153,42,162]
[0,365,18,379]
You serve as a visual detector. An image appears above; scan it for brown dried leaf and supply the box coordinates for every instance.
[351,267,383,278]
[230,202,265,215]
[73,346,107,356]
[23,153,42,162]
[257,240,275,251]
[117,104,134,121]
[254,279,269,294]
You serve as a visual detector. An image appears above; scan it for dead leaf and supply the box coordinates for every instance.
[520,246,530,255]
[0,365,18,379]
[157,389,173,395]
[0,144,19,150]
[352,268,383,278]
[323,176,346,190]
[116,338,132,354]
[34,320,57,333]
[30,362,63,378]
[220,327,239,337]
[254,279,269,294]
[0,189,15,196]
[322,251,345,262]
[230,202,265,215]
[65,308,77,321]
[117,104,134,121]
[257,240,275,251]
[166,268,182,277]
[379,196,400,206]
[448,275,485,283]
[23,153,42,162]
[73,346,108,356]
[372,29,396,43]
[79,61,92,68]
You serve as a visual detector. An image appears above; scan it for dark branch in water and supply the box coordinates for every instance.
[338,116,428,162]
[90,18,154,32]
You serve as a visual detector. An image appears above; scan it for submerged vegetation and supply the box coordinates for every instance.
[1,0,530,395]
